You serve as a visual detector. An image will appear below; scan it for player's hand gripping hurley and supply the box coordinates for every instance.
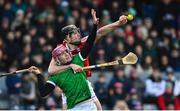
[83,52,138,70]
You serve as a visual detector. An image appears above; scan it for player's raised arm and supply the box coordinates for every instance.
[95,15,127,43]
[80,9,99,59]
[48,58,71,74]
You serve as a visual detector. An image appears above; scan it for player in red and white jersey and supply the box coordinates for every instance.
[48,9,128,110]
[61,36,92,78]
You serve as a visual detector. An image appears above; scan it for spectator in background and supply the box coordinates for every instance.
[11,9,26,31]
[156,0,178,29]
[113,100,129,110]
[144,66,166,110]
[5,31,19,66]
[0,28,6,63]
[127,88,142,110]
[124,35,135,52]
[166,67,175,88]
[124,24,134,37]
[157,34,172,57]
[11,0,27,13]
[94,73,108,109]
[109,1,121,22]
[103,34,115,61]
[173,79,180,110]
[20,73,37,110]
[159,55,171,72]
[94,47,107,67]
[134,45,143,64]
[108,82,126,109]
[129,67,145,99]
[157,82,176,110]
[0,17,10,40]
[115,42,126,57]
[107,67,132,109]
[170,47,180,72]
[137,55,153,79]
[109,67,132,96]
[144,38,157,59]
[6,65,22,109]
[141,0,156,20]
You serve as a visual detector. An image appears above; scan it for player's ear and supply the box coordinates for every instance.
[65,34,70,41]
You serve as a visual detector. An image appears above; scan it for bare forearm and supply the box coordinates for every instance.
[95,15,127,43]
[48,59,71,75]
[95,21,119,43]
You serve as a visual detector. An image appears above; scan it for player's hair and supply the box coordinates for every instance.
[61,25,80,38]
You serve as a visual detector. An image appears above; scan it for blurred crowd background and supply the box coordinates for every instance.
[0,0,180,110]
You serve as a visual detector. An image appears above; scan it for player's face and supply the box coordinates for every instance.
[57,50,72,64]
[68,30,81,44]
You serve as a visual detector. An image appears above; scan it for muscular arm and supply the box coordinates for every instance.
[95,15,127,43]
[36,74,55,97]
[48,58,71,75]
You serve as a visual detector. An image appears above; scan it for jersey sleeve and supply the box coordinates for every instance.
[47,75,58,86]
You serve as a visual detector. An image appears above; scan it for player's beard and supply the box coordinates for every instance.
[70,34,81,45]
[70,41,81,45]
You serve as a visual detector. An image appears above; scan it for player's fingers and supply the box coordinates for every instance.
[72,68,78,72]
[27,68,31,72]
[78,68,82,72]
[91,9,94,15]
[31,66,38,71]
[28,66,33,71]
[91,9,97,18]
[76,67,83,72]
[121,15,125,17]
[73,68,81,73]
[77,68,81,72]
[120,15,127,20]
[80,68,83,72]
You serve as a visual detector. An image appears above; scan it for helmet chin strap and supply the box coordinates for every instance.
[63,61,72,65]
[63,50,73,65]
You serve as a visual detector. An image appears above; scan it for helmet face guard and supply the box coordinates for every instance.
[52,44,72,65]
